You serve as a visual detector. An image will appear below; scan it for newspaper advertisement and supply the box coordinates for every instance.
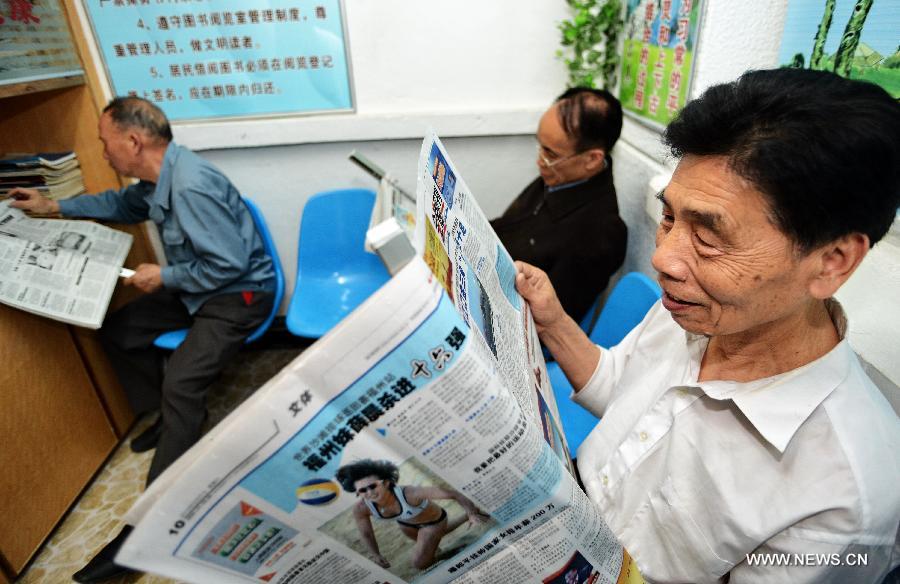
[0,200,132,328]
[412,131,571,466]
[118,258,639,584]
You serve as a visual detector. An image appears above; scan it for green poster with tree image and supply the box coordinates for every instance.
[619,0,703,128]
[779,0,900,98]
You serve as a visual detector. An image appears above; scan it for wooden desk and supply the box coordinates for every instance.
[0,307,118,575]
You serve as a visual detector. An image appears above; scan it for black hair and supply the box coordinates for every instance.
[103,96,173,143]
[335,459,399,492]
[555,87,623,153]
[664,68,900,250]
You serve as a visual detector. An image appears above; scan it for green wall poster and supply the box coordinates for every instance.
[619,0,703,128]
[778,0,899,98]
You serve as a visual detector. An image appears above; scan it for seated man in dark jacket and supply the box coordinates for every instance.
[491,87,627,322]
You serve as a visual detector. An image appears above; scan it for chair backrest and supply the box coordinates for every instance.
[578,294,602,333]
[242,196,285,343]
[296,189,385,277]
[590,272,662,348]
[287,189,391,338]
[152,196,285,350]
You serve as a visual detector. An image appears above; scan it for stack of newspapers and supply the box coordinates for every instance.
[0,152,86,202]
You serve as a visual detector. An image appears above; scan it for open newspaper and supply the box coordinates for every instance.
[0,201,132,328]
[117,134,644,584]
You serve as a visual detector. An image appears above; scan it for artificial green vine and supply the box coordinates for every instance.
[558,0,624,89]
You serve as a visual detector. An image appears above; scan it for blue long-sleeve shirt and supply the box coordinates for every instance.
[59,142,274,313]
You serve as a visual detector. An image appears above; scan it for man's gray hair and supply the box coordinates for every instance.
[103,97,173,143]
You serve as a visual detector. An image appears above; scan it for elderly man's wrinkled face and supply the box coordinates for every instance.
[652,155,822,338]
[535,103,598,187]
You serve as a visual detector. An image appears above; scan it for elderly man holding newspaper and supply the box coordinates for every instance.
[10,96,275,583]
[516,69,900,583]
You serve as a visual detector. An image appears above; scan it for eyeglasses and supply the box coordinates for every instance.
[356,483,379,495]
[536,141,582,168]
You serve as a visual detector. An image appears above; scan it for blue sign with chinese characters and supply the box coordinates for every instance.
[83,0,353,120]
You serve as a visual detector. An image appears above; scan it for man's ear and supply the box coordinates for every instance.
[583,148,606,173]
[128,130,145,155]
[808,233,869,299]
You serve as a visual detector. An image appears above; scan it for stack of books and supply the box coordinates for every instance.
[0,152,86,201]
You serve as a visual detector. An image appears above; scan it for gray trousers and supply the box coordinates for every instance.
[99,289,272,484]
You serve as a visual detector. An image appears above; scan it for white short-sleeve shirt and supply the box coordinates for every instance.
[573,300,900,583]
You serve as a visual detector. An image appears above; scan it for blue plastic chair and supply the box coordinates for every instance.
[549,272,662,455]
[285,189,391,338]
[153,196,285,350]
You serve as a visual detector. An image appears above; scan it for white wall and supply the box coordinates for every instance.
[130,0,568,318]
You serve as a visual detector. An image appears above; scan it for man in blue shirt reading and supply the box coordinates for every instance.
[11,96,275,582]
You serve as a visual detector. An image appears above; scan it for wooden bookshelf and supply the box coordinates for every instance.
[0,0,160,578]
[0,307,117,576]
[0,74,85,100]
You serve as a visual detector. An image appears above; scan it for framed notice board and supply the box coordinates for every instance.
[82,0,354,121]
[619,0,703,129]
[0,0,84,86]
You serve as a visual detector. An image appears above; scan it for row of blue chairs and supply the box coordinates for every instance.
[152,189,388,350]
[152,188,662,455]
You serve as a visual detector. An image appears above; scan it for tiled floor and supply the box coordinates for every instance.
[17,347,304,584]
